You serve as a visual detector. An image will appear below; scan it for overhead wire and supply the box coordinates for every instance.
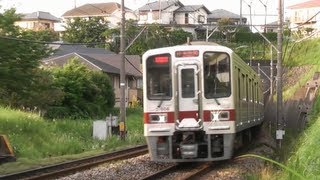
[0,35,142,75]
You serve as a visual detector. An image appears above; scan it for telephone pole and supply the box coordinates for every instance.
[119,0,126,140]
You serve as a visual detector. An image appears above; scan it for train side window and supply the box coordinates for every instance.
[252,80,255,103]
[238,68,241,101]
[241,74,246,101]
[249,78,253,102]
[257,82,260,103]
[246,75,249,102]
[203,51,231,98]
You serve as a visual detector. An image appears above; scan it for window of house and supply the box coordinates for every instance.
[198,15,205,23]
[185,13,189,24]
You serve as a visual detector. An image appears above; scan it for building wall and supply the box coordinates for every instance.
[288,7,320,29]
[62,10,137,28]
[111,74,142,107]
[175,8,208,25]
[15,20,56,30]
[138,3,181,24]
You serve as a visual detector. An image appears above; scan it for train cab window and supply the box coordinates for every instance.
[181,69,195,98]
[146,54,172,100]
[203,52,231,98]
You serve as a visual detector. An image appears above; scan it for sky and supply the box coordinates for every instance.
[0,0,305,26]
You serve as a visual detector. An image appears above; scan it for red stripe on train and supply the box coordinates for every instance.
[144,109,235,124]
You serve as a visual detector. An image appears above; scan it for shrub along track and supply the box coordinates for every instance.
[0,145,148,180]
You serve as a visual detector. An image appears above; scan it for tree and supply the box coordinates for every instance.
[145,24,170,49]
[48,58,115,118]
[0,8,53,107]
[168,28,193,46]
[217,18,237,42]
[62,17,109,48]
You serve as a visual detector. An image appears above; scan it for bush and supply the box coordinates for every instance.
[46,58,115,119]
[234,32,277,43]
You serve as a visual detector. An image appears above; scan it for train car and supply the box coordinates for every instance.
[142,41,264,162]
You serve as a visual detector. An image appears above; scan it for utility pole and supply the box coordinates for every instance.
[276,0,284,148]
[242,0,252,32]
[159,0,162,23]
[258,0,267,59]
[240,0,243,25]
[119,0,126,140]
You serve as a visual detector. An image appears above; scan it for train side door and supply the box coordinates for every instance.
[177,64,200,122]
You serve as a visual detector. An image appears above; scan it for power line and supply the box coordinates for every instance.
[0,35,142,75]
[0,35,106,45]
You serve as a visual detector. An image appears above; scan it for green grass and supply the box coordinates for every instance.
[0,106,144,174]
[278,96,320,179]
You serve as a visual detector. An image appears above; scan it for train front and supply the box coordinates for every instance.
[143,45,236,162]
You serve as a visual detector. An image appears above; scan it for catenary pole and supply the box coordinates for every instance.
[276,0,284,148]
[120,0,126,140]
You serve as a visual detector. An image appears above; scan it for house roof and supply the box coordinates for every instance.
[208,9,243,20]
[287,0,320,9]
[175,5,211,14]
[43,45,141,77]
[62,2,131,17]
[49,44,115,57]
[20,11,60,22]
[138,0,183,11]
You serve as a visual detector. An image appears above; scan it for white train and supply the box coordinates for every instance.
[142,42,264,162]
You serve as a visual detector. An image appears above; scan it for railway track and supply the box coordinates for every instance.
[0,145,148,180]
[141,140,262,180]
[141,161,220,180]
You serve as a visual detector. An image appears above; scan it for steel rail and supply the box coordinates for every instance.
[0,145,148,180]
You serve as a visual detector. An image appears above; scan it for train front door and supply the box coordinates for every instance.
[176,64,201,129]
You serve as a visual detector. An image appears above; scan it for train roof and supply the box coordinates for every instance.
[143,41,234,58]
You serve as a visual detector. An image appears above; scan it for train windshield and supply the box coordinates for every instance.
[203,52,231,98]
[146,54,172,100]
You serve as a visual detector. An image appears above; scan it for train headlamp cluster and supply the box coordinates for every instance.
[149,114,167,123]
[211,111,230,121]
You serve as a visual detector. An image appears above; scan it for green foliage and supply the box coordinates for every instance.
[21,29,59,42]
[0,8,53,107]
[18,69,64,114]
[217,18,236,41]
[144,24,170,48]
[168,28,192,45]
[279,101,320,179]
[62,17,109,48]
[46,58,115,119]
[234,32,277,43]
[0,106,144,174]
[284,38,320,67]
[238,154,305,179]
[105,21,193,55]
[104,28,120,53]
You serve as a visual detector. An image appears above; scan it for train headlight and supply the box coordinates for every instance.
[211,111,230,121]
[149,114,167,123]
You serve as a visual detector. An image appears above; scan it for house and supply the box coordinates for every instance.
[207,9,246,25]
[14,11,60,31]
[43,44,142,107]
[62,2,137,28]
[287,0,320,31]
[261,21,278,33]
[137,0,211,38]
